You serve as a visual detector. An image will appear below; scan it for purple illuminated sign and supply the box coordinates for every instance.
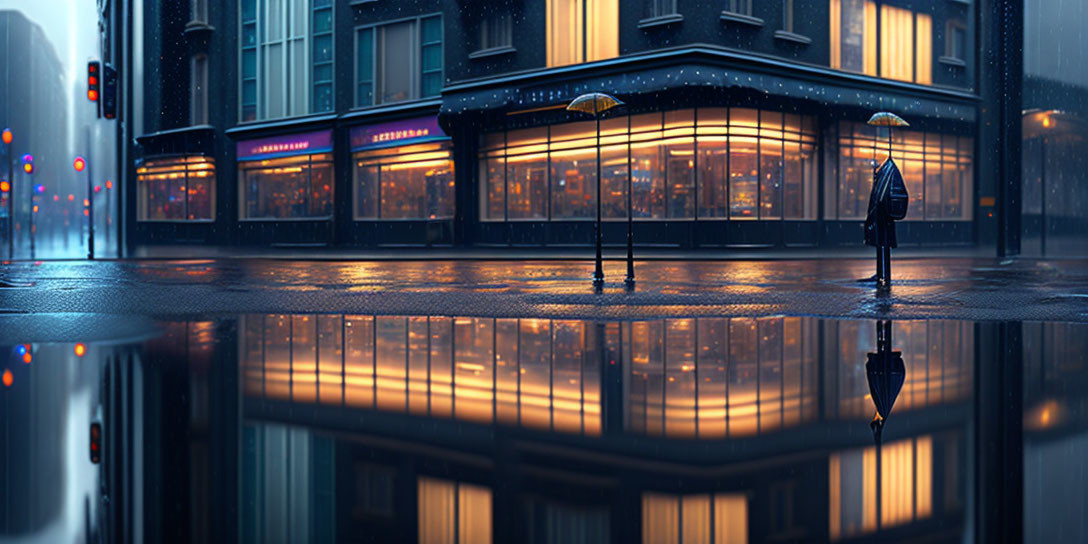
[350,117,446,151]
[237,130,333,161]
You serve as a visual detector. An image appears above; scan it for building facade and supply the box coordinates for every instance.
[132,0,989,250]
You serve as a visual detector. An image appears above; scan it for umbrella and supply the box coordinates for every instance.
[566,92,624,115]
[867,112,909,161]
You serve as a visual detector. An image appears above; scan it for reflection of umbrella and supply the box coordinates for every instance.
[866,320,905,445]
[566,92,624,116]
[867,112,909,161]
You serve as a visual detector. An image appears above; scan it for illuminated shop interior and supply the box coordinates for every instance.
[136,155,216,221]
[238,153,334,220]
[353,142,455,220]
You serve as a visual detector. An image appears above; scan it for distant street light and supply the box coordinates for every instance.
[566,92,624,289]
[76,154,94,259]
[22,154,35,258]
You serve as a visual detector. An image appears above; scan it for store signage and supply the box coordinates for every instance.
[237,130,333,161]
[350,117,446,151]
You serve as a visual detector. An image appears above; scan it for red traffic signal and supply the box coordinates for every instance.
[90,422,102,464]
[1,128,11,145]
[87,61,100,103]
[73,156,86,172]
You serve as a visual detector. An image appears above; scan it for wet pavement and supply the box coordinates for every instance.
[0,257,1086,324]
[2,258,1088,543]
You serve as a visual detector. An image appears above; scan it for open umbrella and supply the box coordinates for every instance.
[867,112,909,161]
[567,92,624,287]
[566,93,624,116]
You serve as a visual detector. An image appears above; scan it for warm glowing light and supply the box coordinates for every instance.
[1042,116,1052,128]
[2,369,11,387]
[75,343,86,357]
[68,194,75,201]
[73,156,86,172]
[1,129,12,145]
[106,180,113,189]
[88,89,98,101]
[22,353,31,364]
[23,162,33,174]
[94,185,101,193]
[0,181,9,192]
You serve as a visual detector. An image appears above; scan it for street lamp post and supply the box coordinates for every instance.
[567,92,624,288]
[22,154,35,259]
[75,155,92,259]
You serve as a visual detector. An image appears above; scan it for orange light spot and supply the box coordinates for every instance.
[74,157,86,172]
[1042,116,1051,128]
[88,75,97,86]
[1,129,12,145]
[2,369,11,387]
[83,209,90,216]
[68,194,75,201]
[88,89,98,101]
[32,205,38,213]
[75,343,86,357]
[23,163,32,174]
[83,199,90,207]
[0,181,8,192]
[105,180,113,189]
[22,353,31,364]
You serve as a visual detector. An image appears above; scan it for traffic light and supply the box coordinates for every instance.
[102,64,118,120]
[22,154,33,174]
[88,61,101,118]
[90,422,102,464]
[73,156,86,172]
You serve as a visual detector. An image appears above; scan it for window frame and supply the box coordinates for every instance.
[237,153,335,221]
[190,54,209,126]
[478,11,513,52]
[353,13,444,108]
[725,0,753,16]
[829,0,936,84]
[237,0,335,122]
[647,0,679,19]
[945,19,967,61]
[136,154,217,223]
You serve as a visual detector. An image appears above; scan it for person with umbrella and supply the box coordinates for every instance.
[867,319,905,445]
[864,112,911,289]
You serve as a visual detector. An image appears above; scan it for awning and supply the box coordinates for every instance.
[236,129,333,162]
[440,49,978,123]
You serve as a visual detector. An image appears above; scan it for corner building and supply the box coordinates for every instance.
[132,0,984,250]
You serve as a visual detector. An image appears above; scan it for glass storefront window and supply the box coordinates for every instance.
[136,155,215,221]
[353,143,454,220]
[479,108,818,222]
[830,0,935,84]
[831,122,973,221]
[239,153,333,220]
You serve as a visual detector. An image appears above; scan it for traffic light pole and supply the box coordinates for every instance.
[6,145,12,260]
[27,169,34,260]
[86,128,95,260]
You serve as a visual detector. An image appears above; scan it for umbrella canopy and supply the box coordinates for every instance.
[866,350,906,419]
[867,112,910,127]
[566,92,624,115]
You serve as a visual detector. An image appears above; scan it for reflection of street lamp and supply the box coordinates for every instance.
[567,92,624,288]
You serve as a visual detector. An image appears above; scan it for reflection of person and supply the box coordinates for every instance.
[867,320,905,445]
[864,158,906,288]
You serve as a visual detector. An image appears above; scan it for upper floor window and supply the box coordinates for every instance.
[356,15,443,107]
[546,0,618,67]
[191,0,208,23]
[191,54,208,125]
[829,0,932,84]
[239,0,335,122]
[479,12,513,51]
[945,20,967,61]
[647,0,678,18]
[725,0,753,16]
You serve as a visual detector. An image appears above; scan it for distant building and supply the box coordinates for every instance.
[0,10,69,256]
[131,0,994,251]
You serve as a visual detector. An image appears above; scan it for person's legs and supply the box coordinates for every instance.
[875,245,884,282]
[882,245,892,286]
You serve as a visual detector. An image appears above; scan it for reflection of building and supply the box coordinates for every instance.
[131,0,987,250]
[125,315,987,542]
[0,11,69,257]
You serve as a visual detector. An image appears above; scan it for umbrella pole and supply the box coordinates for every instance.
[594,102,604,286]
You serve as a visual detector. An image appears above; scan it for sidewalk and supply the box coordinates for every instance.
[128,243,1002,261]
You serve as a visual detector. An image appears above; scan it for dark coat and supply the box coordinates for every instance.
[864,158,903,248]
[866,348,906,420]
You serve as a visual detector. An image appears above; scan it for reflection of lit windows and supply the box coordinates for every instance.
[479,108,817,222]
[418,476,492,544]
[830,0,933,84]
[547,0,618,67]
[354,143,454,219]
[239,153,334,220]
[828,436,934,540]
[136,155,215,221]
[356,15,442,106]
[830,122,973,221]
[624,317,819,439]
[642,492,747,544]
[242,314,602,436]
